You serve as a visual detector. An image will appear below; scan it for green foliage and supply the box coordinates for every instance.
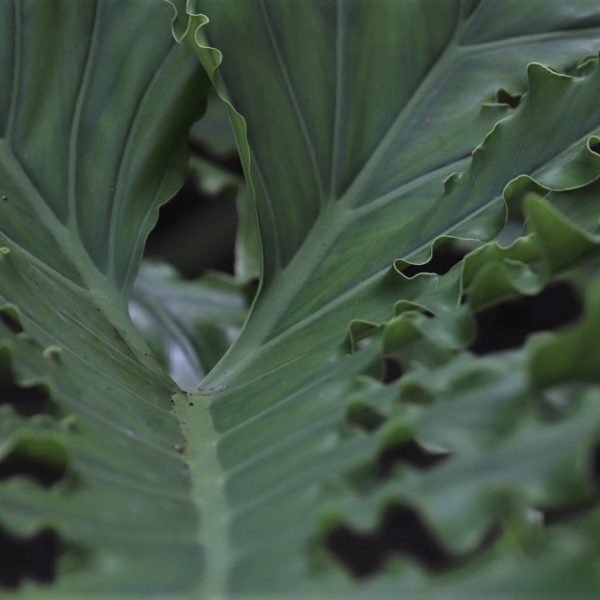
[2,0,600,597]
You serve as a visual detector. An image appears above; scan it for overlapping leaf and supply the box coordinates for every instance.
[170,0,600,596]
[130,262,247,391]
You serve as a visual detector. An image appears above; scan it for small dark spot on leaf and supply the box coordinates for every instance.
[174,443,186,454]
[0,526,61,588]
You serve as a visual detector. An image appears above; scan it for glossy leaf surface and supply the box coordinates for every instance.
[167,0,600,596]
[0,0,207,595]
[4,0,600,597]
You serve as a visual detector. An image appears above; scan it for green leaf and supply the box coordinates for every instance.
[187,0,600,387]
[5,0,600,597]
[167,1,600,595]
[0,0,208,594]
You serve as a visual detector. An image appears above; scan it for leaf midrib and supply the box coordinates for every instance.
[177,394,231,597]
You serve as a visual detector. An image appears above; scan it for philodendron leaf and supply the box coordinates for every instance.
[4,0,600,598]
[0,0,209,595]
[166,0,600,596]
[186,0,600,386]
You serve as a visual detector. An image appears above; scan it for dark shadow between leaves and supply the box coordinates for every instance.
[346,403,386,433]
[378,440,449,477]
[329,444,600,578]
[0,526,62,588]
[0,442,67,488]
[496,88,521,108]
[325,505,498,577]
[0,310,23,334]
[383,356,404,384]
[145,176,238,278]
[402,246,467,278]
[0,360,52,417]
[471,282,583,355]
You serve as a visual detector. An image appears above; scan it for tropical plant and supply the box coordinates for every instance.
[3,0,600,597]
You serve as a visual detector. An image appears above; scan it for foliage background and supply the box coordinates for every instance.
[3,0,600,597]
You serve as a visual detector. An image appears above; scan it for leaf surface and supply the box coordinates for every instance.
[4,0,600,597]
[0,0,208,594]
[171,0,600,595]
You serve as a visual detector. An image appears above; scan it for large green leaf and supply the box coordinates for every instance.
[169,0,600,595]
[4,0,600,597]
[186,0,600,386]
[0,0,208,595]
